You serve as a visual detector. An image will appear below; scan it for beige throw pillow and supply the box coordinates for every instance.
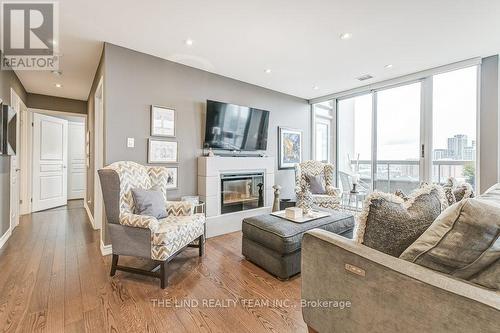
[400,185,500,290]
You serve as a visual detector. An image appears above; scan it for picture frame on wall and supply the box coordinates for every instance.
[278,127,302,169]
[148,139,178,163]
[165,166,178,190]
[151,105,176,137]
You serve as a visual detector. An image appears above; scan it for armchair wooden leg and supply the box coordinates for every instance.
[110,254,119,276]
[160,261,168,289]
[199,235,205,257]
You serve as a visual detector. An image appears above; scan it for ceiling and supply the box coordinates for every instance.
[14,0,500,101]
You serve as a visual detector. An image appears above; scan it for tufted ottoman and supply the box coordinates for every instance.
[242,211,354,279]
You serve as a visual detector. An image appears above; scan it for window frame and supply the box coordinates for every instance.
[311,59,481,192]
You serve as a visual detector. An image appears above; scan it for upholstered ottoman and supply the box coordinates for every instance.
[242,211,354,279]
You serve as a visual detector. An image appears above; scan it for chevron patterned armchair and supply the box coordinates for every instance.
[295,160,341,210]
[98,161,205,288]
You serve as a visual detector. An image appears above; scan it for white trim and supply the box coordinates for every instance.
[0,228,12,249]
[19,99,31,215]
[27,108,87,119]
[498,54,500,183]
[9,88,21,230]
[84,200,97,230]
[421,77,433,183]
[310,57,482,104]
[94,76,105,245]
[20,108,87,214]
[476,64,482,193]
[100,239,112,256]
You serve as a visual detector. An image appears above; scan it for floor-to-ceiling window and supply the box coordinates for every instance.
[337,94,372,192]
[313,101,333,163]
[376,82,421,192]
[312,62,480,193]
[432,66,478,187]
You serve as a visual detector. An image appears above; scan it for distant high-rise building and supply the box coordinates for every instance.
[433,149,450,160]
[447,134,468,160]
[463,146,476,161]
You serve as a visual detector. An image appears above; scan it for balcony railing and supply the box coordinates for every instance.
[347,159,475,193]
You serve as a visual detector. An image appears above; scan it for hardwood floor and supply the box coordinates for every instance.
[0,201,307,333]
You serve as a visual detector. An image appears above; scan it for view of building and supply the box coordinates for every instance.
[434,134,476,161]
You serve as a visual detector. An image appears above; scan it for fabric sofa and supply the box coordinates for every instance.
[301,183,500,333]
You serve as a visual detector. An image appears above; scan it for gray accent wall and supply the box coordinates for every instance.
[104,43,310,199]
[27,93,87,114]
[0,53,28,237]
[480,55,499,192]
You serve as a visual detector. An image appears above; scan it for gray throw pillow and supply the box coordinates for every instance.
[354,184,446,257]
[131,187,167,219]
[400,184,500,290]
[306,174,326,194]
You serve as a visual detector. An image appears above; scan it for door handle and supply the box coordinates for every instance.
[15,168,20,172]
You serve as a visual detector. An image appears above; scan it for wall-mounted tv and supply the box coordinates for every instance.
[0,103,16,155]
[204,100,269,151]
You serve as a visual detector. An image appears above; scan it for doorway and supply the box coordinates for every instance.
[19,108,87,213]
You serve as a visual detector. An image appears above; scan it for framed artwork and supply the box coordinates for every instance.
[151,105,176,137]
[165,167,178,190]
[148,139,178,163]
[278,127,302,169]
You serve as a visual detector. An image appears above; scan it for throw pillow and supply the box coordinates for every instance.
[306,174,326,194]
[394,189,409,201]
[131,187,167,219]
[442,178,457,206]
[354,184,447,257]
[442,177,474,204]
[400,187,500,290]
[453,182,474,201]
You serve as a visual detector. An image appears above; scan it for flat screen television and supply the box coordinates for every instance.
[204,100,269,151]
[0,103,16,155]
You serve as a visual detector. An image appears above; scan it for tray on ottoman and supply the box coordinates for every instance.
[242,210,354,279]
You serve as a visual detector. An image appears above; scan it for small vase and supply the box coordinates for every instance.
[298,190,312,215]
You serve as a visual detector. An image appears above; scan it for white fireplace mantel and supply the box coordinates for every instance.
[198,156,274,237]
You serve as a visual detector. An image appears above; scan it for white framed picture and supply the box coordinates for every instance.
[148,139,178,163]
[151,105,176,137]
[165,167,178,190]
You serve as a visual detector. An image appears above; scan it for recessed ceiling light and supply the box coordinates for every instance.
[52,70,62,76]
[265,69,272,74]
[55,83,62,88]
[384,64,393,69]
[339,32,352,40]
[313,86,320,90]
[185,39,194,46]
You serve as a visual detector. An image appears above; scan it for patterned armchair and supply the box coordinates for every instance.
[98,161,205,288]
[295,160,341,210]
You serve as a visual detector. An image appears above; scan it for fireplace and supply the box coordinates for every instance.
[220,172,265,214]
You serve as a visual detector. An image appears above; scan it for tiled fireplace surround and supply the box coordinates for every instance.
[198,156,274,237]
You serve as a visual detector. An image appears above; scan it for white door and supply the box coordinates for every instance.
[67,122,86,199]
[32,113,68,212]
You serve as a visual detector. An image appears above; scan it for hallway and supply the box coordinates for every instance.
[0,201,306,333]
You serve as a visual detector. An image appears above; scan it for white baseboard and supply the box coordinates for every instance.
[0,227,12,249]
[84,201,98,230]
[206,206,272,238]
[100,239,112,256]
